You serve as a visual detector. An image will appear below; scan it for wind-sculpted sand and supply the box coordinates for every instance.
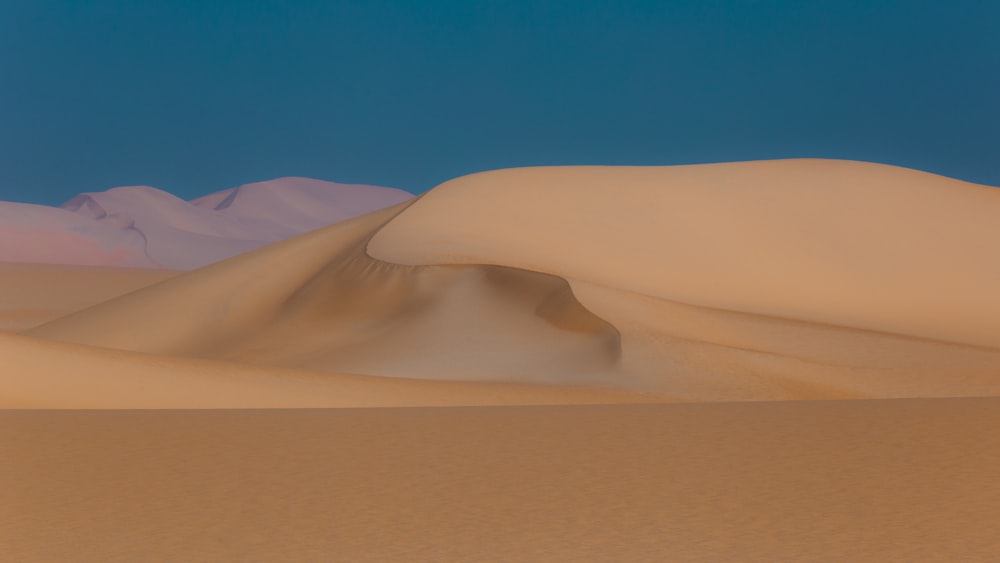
[20,159,1000,402]
[0,263,178,330]
[5,159,1000,561]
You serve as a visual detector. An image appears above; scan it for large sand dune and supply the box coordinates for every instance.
[20,159,1000,402]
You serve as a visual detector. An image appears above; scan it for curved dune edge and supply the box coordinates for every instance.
[0,332,669,409]
[21,160,1000,405]
[368,159,1000,348]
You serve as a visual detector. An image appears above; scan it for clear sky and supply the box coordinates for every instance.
[2,0,998,205]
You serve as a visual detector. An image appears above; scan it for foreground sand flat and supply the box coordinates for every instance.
[5,399,1000,562]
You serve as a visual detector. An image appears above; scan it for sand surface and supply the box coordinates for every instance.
[0,263,178,330]
[21,160,1000,402]
[5,399,1000,562]
[4,159,1000,560]
[0,331,665,409]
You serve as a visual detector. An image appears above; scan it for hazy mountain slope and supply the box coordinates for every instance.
[0,178,412,269]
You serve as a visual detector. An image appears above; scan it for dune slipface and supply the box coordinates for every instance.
[0,178,412,269]
[19,159,1000,403]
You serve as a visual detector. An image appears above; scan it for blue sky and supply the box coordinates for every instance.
[2,0,998,205]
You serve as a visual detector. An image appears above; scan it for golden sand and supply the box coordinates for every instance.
[4,160,1000,560]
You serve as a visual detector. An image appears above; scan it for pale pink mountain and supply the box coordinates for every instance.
[0,178,412,269]
[0,202,151,268]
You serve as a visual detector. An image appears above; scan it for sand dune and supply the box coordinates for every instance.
[369,159,1000,347]
[0,178,411,269]
[23,204,628,389]
[0,262,177,330]
[22,160,1000,402]
[0,331,660,409]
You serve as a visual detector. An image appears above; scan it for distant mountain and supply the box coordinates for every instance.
[0,201,151,267]
[0,178,412,269]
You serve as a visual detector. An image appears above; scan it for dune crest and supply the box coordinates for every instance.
[369,159,1000,348]
[21,159,1000,403]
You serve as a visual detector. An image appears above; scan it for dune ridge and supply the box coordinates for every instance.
[19,159,1000,404]
[24,204,628,389]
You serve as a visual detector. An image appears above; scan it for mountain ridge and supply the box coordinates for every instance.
[0,177,413,269]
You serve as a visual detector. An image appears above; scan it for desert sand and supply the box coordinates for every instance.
[5,400,1000,561]
[20,159,1000,401]
[0,262,178,330]
[4,159,1000,561]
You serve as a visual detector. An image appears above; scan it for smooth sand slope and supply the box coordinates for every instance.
[0,178,411,268]
[0,331,659,409]
[22,159,1000,403]
[5,399,1000,562]
[0,263,178,330]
